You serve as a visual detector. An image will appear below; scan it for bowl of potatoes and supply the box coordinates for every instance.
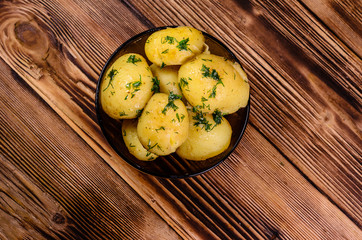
[95,26,250,178]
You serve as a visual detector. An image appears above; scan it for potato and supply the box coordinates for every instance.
[150,64,182,96]
[176,110,232,160]
[122,119,158,161]
[145,26,205,66]
[137,93,189,156]
[100,53,153,119]
[178,53,250,114]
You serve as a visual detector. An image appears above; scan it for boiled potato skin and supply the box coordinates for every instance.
[100,53,153,119]
[145,26,205,66]
[122,120,158,161]
[99,27,250,162]
[150,64,182,96]
[176,111,232,160]
[137,93,189,156]
[178,53,250,114]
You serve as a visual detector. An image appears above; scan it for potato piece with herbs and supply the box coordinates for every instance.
[100,53,153,119]
[150,64,182,96]
[178,53,250,114]
[145,26,205,66]
[122,120,158,161]
[137,93,189,156]
[176,110,232,160]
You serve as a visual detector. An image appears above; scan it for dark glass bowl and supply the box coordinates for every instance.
[95,26,250,178]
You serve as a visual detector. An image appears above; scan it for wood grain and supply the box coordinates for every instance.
[0,58,180,239]
[128,0,362,226]
[0,0,361,239]
[300,0,362,57]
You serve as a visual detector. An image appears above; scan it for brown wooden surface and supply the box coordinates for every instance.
[0,0,361,239]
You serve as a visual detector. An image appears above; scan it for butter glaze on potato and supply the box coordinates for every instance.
[100,53,153,119]
[137,93,189,156]
[178,53,250,114]
[145,26,205,66]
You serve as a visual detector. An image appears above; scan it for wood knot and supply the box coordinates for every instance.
[15,22,40,47]
[52,212,66,225]
[14,20,50,57]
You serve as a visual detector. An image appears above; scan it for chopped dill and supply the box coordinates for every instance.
[126,54,142,65]
[103,68,118,91]
[155,126,165,132]
[162,91,182,115]
[162,36,175,44]
[151,77,160,93]
[212,109,224,125]
[160,62,166,69]
[176,38,190,51]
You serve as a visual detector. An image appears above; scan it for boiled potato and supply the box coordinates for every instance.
[150,64,182,96]
[178,53,250,114]
[137,93,189,156]
[145,26,205,66]
[122,119,158,161]
[100,53,153,119]
[176,110,232,160]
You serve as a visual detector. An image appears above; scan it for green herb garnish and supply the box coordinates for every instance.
[162,91,182,115]
[103,68,118,91]
[151,77,160,93]
[162,36,175,44]
[119,111,127,116]
[209,85,218,98]
[155,126,165,132]
[176,113,185,122]
[176,38,190,51]
[136,109,143,117]
[179,77,189,89]
[127,54,142,65]
[160,62,166,69]
[125,75,142,98]
[208,80,225,98]
[193,102,211,111]
[132,75,142,88]
[201,64,221,81]
[192,111,213,132]
[157,145,163,151]
[161,49,169,54]
[147,139,158,150]
[201,64,224,98]
[192,109,222,132]
[212,109,224,125]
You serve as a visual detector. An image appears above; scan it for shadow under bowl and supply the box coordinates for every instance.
[95,26,250,178]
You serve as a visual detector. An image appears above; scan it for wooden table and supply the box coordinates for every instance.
[0,0,361,239]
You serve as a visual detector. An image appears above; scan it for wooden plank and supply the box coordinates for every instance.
[128,0,362,226]
[0,58,181,239]
[299,0,362,57]
[0,0,360,239]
